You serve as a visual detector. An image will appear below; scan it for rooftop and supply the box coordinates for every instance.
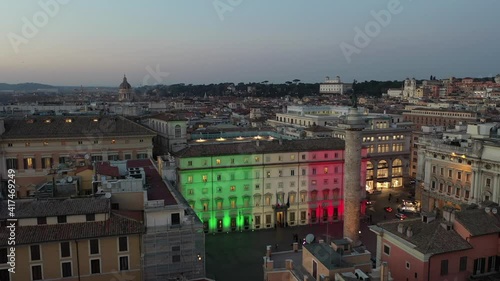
[303,243,348,270]
[454,208,500,236]
[0,213,143,246]
[175,138,345,158]
[0,115,156,139]
[376,218,471,255]
[0,197,109,219]
[126,159,178,205]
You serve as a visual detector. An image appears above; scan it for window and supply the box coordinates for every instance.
[301,211,306,221]
[31,245,41,261]
[91,155,103,162]
[174,125,181,138]
[432,166,436,173]
[230,186,236,191]
[119,256,129,271]
[24,157,35,169]
[188,161,193,166]
[216,159,221,165]
[187,176,193,183]
[172,255,181,263]
[406,261,410,269]
[301,154,306,160]
[86,214,95,222]
[6,159,17,170]
[267,171,271,178]
[254,156,260,162]
[60,242,70,258]
[290,154,295,160]
[466,173,471,182]
[89,239,99,255]
[290,169,295,176]
[324,167,328,174]
[448,170,452,178]
[255,171,260,178]
[62,261,72,277]
[440,259,448,275]
[171,213,180,225]
[302,169,306,176]
[32,265,43,280]
[57,215,67,223]
[90,259,101,274]
[457,172,462,180]
[202,175,208,182]
[460,256,467,271]
[312,168,316,175]
[383,245,390,255]
[486,178,491,186]
[37,217,46,225]
[119,237,128,252]
[217,175,222,181]
[440,168,444,176]
[324,153,328,158]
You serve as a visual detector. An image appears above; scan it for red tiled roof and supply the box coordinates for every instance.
[113,210,144,222]
[0,213,144,246]
[96,162,120,177]
[126,159,177,206]
[0,198,109,219]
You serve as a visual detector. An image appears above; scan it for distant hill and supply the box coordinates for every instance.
[0,83,56,91]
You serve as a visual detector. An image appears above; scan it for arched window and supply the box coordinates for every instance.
[366,161,373,170]
[378,160,388,169]
[393,159,402,167]
[174,125,181,138]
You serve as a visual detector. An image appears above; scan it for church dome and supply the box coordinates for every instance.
[119,75,132,89]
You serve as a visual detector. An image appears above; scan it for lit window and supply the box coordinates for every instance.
[230,186,236,191]
[187,176,193,183]
[216,159,221,165]
[202,175,208,182]
[65,118,72,123]
[324,167,328,174]
[255,157,260,162]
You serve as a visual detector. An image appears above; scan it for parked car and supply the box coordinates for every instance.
[366,201,373,206]
[384,206,393,212]
[395,213,407,220]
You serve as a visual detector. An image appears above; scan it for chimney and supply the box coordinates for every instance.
[406,226,413,238]
[397,223,405,234]
[285,259,293,270]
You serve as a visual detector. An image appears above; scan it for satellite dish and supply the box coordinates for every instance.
[104,192,111,199]
[67,176,73,183]
[305,234,315,244]
[84,154,90,160]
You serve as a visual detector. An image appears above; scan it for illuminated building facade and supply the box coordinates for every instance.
[0,116,155,198]
[332,114,412,191]
[417,123,500,212]
[174,138,368,233]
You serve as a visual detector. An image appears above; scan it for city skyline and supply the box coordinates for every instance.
[1,0,500,87]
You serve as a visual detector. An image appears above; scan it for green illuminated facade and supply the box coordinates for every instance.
[175,138,367,233]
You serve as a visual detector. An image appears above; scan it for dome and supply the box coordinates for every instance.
[119,75,132,89]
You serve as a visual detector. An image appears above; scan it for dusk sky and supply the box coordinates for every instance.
[1,0,499,86]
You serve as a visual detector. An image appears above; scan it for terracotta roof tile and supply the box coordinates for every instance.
[0,213,144,246]
[1,116,156,139]
[0,198,110,219]
[175,138,345,158]
[378,218,471,255]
